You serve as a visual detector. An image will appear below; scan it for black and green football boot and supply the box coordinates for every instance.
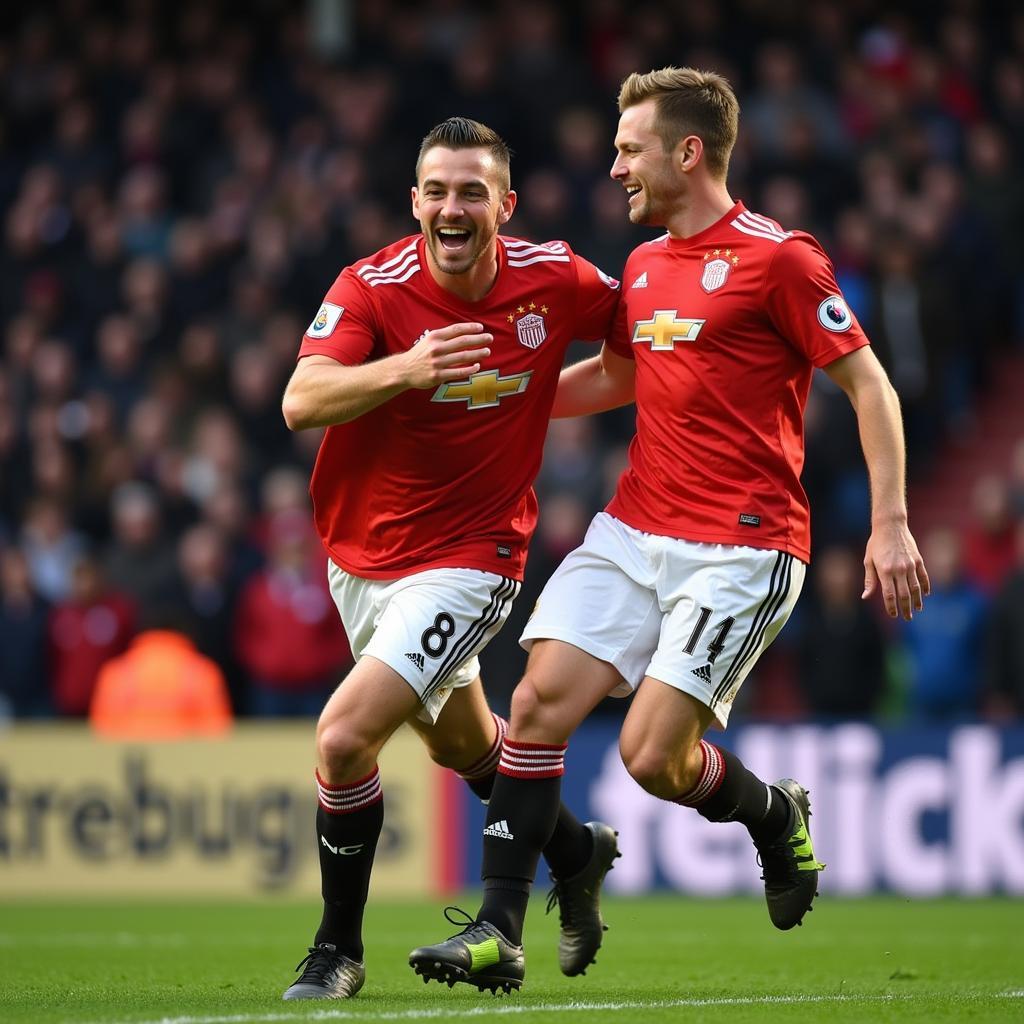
[755,778,825,930]
[409,908,525,994]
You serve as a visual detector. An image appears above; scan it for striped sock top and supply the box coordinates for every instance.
[498,737,567,779]
[315,767,383,815]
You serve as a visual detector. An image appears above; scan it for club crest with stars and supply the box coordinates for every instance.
[507,301,550,349]
[701,249,740,293]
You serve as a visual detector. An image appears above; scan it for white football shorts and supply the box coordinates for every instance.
[328,562,520,724]
[520,512,805,727]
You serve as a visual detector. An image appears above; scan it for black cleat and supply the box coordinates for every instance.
[409,907,524,994]
[755,779,825,930]
[282,942,365,1000]
[546,821,621,976]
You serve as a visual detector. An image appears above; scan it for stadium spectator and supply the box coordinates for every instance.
[172,522,244,713]
[962,474,1017,594]
[902,529,988,720]
[232,511,350,716]
[48,550,135,717]
[795,546,889,718]
[89,603,233,739]
[102,481,179,607]
[0,545,51,718]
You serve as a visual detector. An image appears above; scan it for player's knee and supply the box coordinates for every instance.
[509,675,565,742]
[316,718,377,781]
[620,736,700,800]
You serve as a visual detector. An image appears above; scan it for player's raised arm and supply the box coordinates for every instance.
[282,323,493,430]
[823,346,931,620]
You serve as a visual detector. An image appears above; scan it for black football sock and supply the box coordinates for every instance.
[674,740,789,843]
[312,768,384,960]
[478,739,567,944]
[459,715,592,878]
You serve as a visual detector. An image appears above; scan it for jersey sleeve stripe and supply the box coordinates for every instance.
[506,254,572,267]
[367,264,421,287]
[357,239,419,278]
[730,218,789,244]
[361,251,419,282]
[732,212,791,243]
[740,210,791,236]
[501,239,568,254]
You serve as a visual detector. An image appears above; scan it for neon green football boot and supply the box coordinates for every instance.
[755,778,825,930]
[409,907,524,994]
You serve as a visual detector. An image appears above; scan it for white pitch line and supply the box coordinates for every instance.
[68,990,1024,1024]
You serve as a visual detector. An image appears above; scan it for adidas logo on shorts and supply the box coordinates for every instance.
[691,663,712,684]
[405,652,425,671]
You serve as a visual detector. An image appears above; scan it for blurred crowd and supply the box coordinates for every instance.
[1,0,1023,728]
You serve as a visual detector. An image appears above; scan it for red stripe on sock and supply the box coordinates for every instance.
[497,737,567,779]
[315,766,383,815]
[457,713,508,781]
[673,741,726,807]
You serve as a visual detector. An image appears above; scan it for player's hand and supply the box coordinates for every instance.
[399,323,492,389]
[862,521,930,620]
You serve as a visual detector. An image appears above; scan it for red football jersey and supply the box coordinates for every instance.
[299,234,620,580]
[605,201,868,562]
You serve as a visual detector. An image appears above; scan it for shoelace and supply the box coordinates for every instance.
[442,905,489,940]
[755,847,798,884]
[545,879,580,928]
[293,944,343,981]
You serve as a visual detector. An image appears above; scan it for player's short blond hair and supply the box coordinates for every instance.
[618,67,739,179]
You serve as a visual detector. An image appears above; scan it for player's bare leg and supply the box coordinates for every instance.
[284,657,420,1000]
[620,678,823,929]
[410,641,623,990]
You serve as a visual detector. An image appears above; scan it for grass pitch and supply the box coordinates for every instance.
[1,897,1021,1023]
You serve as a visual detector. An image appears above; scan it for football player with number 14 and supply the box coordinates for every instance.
[411,67,931,993]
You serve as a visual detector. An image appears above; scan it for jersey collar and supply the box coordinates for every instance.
[417,233,506,309]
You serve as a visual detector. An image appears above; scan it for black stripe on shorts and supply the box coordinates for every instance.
[422,576,520,702]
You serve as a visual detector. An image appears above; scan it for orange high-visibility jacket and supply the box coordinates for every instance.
[90,630,233,739]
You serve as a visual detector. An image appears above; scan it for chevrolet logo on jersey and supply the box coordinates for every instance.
[432,369,533,410]
[632,310,707,350]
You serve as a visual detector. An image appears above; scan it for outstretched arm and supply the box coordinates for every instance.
[282,323,493,429]
[824,346,931,620]
[552,343,636,419]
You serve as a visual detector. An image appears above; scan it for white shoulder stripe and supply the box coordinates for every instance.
[740,210,790,235]
[501,238,568,255]
[737,210,790,237]
[506,254,571,267]
[368,264,421,287]
[732,211,791,243]
[731,217,790,244]
[357,239,419,278]
[361,252,419,282]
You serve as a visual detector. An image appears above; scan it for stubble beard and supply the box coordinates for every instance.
[427,225,492,277]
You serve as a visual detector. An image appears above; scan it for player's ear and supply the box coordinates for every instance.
[498,189,517,225]
[411,185,421,220]
[679,135,703,174]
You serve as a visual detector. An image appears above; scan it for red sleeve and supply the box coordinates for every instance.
[604,293,634,360]
[297,266,379,366]
[763,234,869,367]
[571,249,621,342]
